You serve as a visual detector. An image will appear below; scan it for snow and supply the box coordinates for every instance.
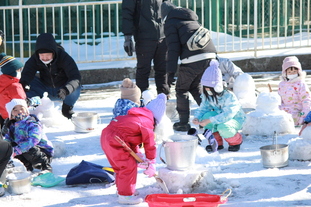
[1,76,311,207]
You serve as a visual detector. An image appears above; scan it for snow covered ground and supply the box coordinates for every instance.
[1,73,311,207]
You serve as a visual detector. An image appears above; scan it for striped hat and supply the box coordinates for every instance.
[0,53,23,77]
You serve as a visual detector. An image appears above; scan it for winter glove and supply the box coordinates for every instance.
[26,96,41,107]
[1,118,14,136]
[167,72,176,88]
[136,152,145,162]
[187,128,202,145]
[143,159,156,177]
[124,35,135,56]
[57,88,69,100]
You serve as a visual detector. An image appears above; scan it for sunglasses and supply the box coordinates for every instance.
[287,67,298,71]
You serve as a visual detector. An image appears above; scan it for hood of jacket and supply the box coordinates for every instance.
[166,7,198,22]
[35,33,58,59]
[0,74,19,93]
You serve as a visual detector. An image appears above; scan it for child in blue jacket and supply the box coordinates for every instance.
[4,99,54,173]
[192,60,245,152]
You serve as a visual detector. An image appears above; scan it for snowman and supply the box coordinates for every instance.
[242,92,295,136]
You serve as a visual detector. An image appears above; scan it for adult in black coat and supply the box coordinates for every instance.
[161,1,217,131]
[122,0,170,96]
[20,33,81,119]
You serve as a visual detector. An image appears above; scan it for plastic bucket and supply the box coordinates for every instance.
[71,112,98,133]
[161,135,198,171]
[260,144,289,168]
[7,172,31,195]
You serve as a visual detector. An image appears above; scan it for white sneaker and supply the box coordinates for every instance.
[0,183,5,197]
[118,195,143,205]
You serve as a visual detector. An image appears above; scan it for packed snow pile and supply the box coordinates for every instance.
[288,125,311,161]
[233,73,257,109]
[29,92,66,127]
[242,92,295,136]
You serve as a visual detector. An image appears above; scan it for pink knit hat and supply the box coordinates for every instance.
[201,59,223,93]
[281,56,302,79]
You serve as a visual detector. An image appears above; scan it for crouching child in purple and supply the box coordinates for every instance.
[4,99,54,173]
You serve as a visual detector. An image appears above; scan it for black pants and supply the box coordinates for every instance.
[175,59,212,123]
[15,146,52,172]
[135,39,170,95]
[0,140,12,178]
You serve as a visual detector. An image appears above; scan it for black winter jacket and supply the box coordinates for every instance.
[163,8,217,73]
[122,0,165,41]
[20,33,81,95]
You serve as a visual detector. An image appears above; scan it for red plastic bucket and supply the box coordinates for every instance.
[145,190,231,207]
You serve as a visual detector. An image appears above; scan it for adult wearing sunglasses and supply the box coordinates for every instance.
[278,56,311,126]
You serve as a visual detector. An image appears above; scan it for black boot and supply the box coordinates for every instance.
[173,122,191,132]
[228,142,243,152]
[62,103,74,119]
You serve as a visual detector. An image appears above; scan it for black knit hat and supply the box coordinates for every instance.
[0,53,23,77]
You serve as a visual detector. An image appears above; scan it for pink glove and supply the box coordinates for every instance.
[136,152,145,161]
[143,159,156,178]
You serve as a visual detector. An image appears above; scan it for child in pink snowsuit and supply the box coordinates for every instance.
[278,56,311,126]
[100,93,166,205]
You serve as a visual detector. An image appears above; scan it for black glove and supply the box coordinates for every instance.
[57,88,69,100]
[167,73,176,88]
[123,35,135,56]
[2,118,13,136]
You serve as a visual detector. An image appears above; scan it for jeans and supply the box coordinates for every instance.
[26,76,81,106]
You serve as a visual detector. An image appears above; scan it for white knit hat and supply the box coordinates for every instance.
[6,99,28,119]
[146,93,167,124]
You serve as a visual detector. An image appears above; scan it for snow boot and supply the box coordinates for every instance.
[173,122,191,132]
[118,195,143,205]
[62,103,74,119]
[226,133,243,152]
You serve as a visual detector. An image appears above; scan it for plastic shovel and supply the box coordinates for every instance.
[114,136,170,194]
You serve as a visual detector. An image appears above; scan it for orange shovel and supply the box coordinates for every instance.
[114,136,169,193]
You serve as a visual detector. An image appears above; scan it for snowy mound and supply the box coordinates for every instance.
[288,137,311,161]
[300,125,311,140]
[242,92,295,135]
[142,90,155,105]
[158,167,216,193]
[233,73,257,109]
[154,115,174,144]
[30,92,66,127]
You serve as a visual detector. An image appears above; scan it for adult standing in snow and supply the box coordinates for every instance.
[278,56,311,126]
[101,93,166,205]
[20,33,81,119]
[161,1,217,131]
[192,60,245,152]
[122,0,170,97]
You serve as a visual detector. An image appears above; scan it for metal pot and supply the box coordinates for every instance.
[7,172,32,195]
[259,131,289,168]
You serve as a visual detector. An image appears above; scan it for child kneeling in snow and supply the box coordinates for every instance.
[4,99,54,173]
[192,60,246,152]
[112,78,143,118]
[101,93,166,205]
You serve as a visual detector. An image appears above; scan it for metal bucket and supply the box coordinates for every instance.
[161,135,198,171]
[71,112,98,133]
[259,131,289,168]
[7,172,32,195]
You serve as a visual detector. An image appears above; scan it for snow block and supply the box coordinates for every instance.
[288,137,311,161]
[157,166,216,194]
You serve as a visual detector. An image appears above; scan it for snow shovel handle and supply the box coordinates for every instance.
[114,136,144,163]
